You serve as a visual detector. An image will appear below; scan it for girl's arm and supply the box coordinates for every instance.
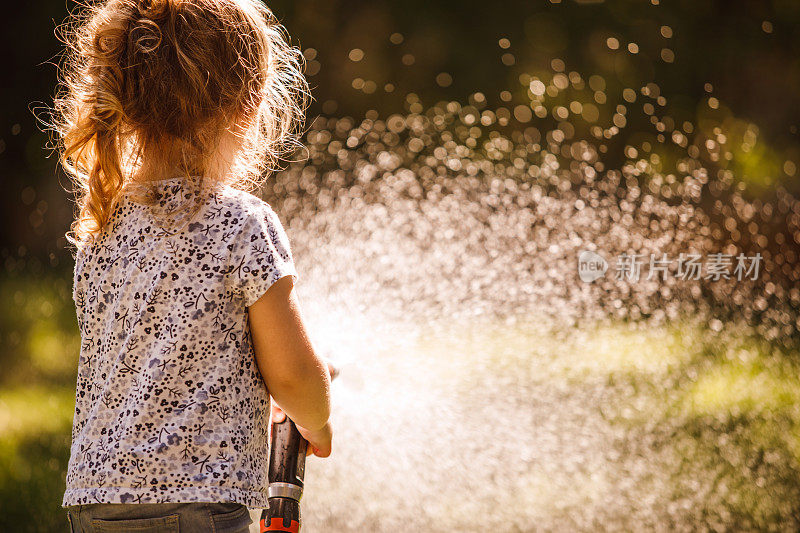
[248,276,332,456]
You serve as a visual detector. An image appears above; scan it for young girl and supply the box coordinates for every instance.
[54,0,332,531]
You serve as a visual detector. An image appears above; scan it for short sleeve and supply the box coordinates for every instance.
[228,203,298,307]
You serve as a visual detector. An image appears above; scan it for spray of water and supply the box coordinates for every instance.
[250,59,800,531]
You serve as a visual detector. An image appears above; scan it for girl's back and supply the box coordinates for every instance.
[66,177,295,508]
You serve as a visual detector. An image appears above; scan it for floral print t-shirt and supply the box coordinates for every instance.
[62,176,298,509]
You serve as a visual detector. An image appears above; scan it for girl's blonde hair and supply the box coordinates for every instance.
[53,0,309,249]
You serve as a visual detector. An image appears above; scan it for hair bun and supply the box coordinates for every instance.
[137,0,169,19]
[130,17,163,54]
[133,0,169,54]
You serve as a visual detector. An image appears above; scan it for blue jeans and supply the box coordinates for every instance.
[65,502,253,532]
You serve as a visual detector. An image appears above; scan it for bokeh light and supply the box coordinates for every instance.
[2,1,800,531]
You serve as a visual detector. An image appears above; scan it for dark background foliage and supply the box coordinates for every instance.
[1,0,799,266]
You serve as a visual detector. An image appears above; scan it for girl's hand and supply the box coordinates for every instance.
[270,405,333,458]
[296,420,333,458]
[270,359,336,457]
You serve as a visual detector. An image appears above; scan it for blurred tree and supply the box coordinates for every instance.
[1,0,798,265]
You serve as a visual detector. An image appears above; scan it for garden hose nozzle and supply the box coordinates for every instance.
[261,363,338,533]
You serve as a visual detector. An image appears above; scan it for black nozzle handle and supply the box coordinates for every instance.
[261,416,306,532]
[261,360,339,533]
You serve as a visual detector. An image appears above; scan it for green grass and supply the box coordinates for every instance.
[684,360,799,417]
[414,317,800,529]
[0,386,75,439]
[0,272,78,532]
[2,271,800,530]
